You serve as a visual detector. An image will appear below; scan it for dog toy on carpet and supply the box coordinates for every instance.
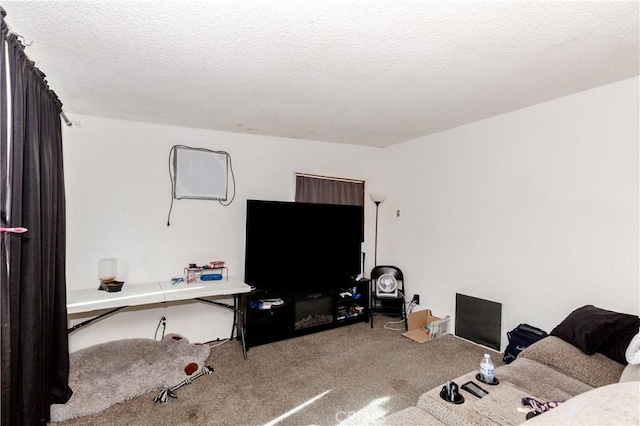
[153,365,214,403]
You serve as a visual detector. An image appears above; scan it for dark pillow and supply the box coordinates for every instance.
[597,320,640,364]
[550,305,639,355]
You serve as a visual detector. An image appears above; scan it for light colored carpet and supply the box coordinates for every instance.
[52,316,501,425]
[50,334,210,422]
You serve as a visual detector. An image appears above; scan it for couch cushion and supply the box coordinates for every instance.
[524,381,640,425]
[550,305,639,355]
[416,366,572,426]
[495,357,593,401]
[473,383,535,425]
[519,336,624,388]
[619,364,640,383]
[417,369,501,426]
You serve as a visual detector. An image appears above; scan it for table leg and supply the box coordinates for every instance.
[196,297,248,359]
[67,306,127,334]
[238,308,247,360]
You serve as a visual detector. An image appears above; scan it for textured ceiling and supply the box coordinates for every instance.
[2,1,638,147]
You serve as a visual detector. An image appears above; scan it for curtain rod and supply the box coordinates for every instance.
[295,172,364,183]
[3,20,72,127]
[60,111,72,127]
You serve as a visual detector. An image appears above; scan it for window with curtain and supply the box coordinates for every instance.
[294,173,364,206]
[295,173,365,244]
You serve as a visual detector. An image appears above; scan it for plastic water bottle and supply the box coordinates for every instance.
[480,354,494,383]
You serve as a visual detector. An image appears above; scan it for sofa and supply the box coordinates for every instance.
[376,306,640,425]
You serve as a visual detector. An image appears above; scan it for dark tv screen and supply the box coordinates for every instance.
[244,200,363,292]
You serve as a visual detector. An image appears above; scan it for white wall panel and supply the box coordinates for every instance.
[62,77,638,352]
[382,77,639,350]
[62,117,381,351]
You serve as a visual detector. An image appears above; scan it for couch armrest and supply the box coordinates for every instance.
[519,336,624,388]
[524,381,640,425]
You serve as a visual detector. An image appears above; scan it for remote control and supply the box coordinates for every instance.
[461,381,489,398]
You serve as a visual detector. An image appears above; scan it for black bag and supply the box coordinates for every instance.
[503,324,548,364]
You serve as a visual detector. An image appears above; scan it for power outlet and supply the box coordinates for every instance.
[413,294,420,305]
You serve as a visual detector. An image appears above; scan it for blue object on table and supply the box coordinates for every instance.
[201,274,223,281]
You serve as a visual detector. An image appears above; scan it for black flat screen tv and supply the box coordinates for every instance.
[244,200,363,293]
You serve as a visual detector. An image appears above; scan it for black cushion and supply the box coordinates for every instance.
[550,305,639,355]
[597,320,640,364]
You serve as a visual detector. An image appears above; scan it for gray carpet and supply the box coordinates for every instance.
[52,316,502,425]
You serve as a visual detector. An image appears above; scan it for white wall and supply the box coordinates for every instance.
[381,77,639,350]
[63,77,639,353]
[63,116,382,351]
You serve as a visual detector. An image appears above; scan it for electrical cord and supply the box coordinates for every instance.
[207,338,230,349]
[382,295,416,331]
[167,146,177,226]
[218,153,236,206]
[383,318,406,330]
[154,316,167,340]
[407,299,417,314]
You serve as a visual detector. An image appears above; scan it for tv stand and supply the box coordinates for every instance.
[240,279,370,350]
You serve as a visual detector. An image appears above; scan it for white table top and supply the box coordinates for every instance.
[159,277,251,302]
[67,282,164,314]
[67,277,252,315]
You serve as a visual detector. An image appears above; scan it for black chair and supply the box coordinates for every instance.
[369,265,407,330]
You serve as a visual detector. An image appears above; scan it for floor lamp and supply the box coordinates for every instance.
[370,193,386,267]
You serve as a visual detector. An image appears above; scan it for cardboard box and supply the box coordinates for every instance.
[402,309,451,343]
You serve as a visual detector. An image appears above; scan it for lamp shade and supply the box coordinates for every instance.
[370,193,386,203]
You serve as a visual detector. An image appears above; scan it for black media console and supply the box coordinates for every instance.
[240,279,370,349]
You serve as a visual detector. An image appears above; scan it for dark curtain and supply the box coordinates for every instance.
[1,8,73,425]
[0,11,9,424]
[295,174,364,206]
